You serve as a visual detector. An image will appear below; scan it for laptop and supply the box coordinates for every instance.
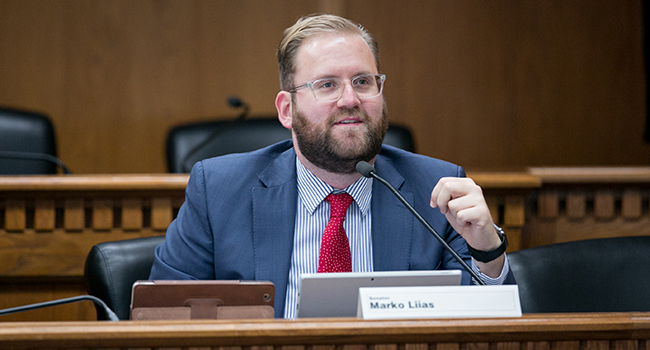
[296,270,462,318]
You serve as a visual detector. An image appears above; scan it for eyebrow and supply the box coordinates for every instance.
[310,72,375,81]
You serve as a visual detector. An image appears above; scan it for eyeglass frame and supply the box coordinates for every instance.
[287,73,386,102]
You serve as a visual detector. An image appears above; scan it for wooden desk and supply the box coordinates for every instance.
[0,172,537,278]
[1,313,649,350]
[4,169,650,322]
[0,174,188,322]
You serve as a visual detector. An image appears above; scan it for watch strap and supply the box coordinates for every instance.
[467,225,508,263]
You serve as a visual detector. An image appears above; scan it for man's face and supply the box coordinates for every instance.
[290,33,388,174]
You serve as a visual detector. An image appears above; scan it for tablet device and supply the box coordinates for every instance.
[296,270,462,318]
[130,280,275,320]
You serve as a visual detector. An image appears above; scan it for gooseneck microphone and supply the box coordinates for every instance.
[0,150,72,174]
[227,95,250,121]
[356,161,486,285]
[0,295,119,321]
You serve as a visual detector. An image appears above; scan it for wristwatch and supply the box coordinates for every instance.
[466,225,508,263]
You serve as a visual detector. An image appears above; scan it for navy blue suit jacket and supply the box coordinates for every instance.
[150,140,516,317]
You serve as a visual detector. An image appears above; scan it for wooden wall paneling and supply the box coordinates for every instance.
[593,191,615,220]
[0,0,323,174]
[504,196,526,228]
[584,341,610,350]
[349,1,648,170]
[121,198,143,231]
[34,199,55,231]
[538,192,559,219]
[151,197,173,231]
[5,199,25,232]
[404,344,429,350]
[63,199,85,231]
[524,167,650,249]
[465,343,489,350]
[612,341,638,350]
[435,344,459,350]
[543,216,650,245]
[91,199,113,231]
[495,342,521,350]
[553,342,580,350]
[504,196,525,251]
[1,1,648,174]
[641,340,650,350]
[621,190,642,219]
[373,345,398,350]
[526,342,551,350]
[566,193,586,220]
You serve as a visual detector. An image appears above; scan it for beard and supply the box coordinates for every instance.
[292,103,389,174]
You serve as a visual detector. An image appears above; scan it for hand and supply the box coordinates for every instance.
[430,177,500,252]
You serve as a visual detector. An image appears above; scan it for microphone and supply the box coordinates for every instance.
[0,150,72,174]
[0,295,119,321]
[227,95,250,121]
[179,96,250,172]
[356,161,486,285]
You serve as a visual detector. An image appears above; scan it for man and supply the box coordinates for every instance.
[150,14,515,319]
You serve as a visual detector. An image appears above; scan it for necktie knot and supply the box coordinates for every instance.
[325,193,353,218]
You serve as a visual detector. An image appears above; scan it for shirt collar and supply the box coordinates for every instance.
[296,158,372,215]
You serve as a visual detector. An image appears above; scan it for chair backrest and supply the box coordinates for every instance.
[0,107,58,174]
[508,236,650,313]
[166,117,416,173]
[84,235,165,320]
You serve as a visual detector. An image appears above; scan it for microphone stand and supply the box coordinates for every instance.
[0,150,72,174]
[356,161,486,285]
[0,295,119,321]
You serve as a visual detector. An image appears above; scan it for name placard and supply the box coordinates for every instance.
[357,285,521,319]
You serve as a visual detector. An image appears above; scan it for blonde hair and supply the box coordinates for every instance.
[277,14,379,91]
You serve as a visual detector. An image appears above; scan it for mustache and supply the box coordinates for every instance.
[327,108,369,124]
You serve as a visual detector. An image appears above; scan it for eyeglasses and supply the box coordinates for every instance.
[289,74,386,102]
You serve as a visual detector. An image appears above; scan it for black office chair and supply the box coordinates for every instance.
[0,107,60,174]
[166,117,415,173]
[84,235,165,320]
[508,236,650,313]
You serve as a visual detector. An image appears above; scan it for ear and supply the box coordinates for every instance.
[275,91,293,129]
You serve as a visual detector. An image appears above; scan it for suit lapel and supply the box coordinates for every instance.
[371,157,414,271]
[252,148,297,317]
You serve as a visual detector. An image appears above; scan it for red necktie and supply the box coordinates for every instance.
[318,193,354,273]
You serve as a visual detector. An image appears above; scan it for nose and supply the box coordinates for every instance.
[336,81,361,108]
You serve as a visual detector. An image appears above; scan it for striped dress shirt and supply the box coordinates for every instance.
[283,159,509,319]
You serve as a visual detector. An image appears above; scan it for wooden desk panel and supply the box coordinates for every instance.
[0,174,188,277]
[0,173,537,280]
[3,169,650,322]
[0,174,188,322]
[0,313,649,350]
[524,167,650,248]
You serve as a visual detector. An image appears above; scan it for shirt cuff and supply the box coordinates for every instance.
[470,253,510,285]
